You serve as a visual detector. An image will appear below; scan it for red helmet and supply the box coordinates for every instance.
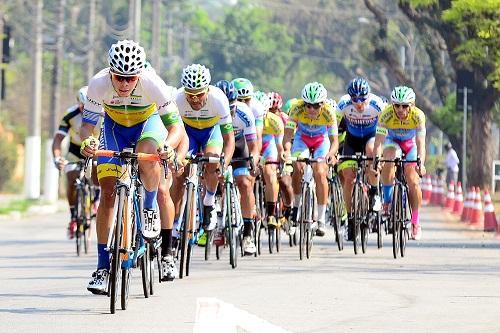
[269,92,283,110]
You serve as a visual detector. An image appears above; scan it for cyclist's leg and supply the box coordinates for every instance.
[381,138,399,205]
[261,134,279,228]
[309,134,330,236]
[364,137,382,211]
[401,140,422,239]
[202,125,224,230]
[65,168,79,237]
[290,133,308,222]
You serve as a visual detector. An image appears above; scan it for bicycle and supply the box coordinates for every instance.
[376,156,421,259]
[290,154,320,260]
[66,159,95,257]
[326,164,347,251]
[93,148,169,314]
[262,160,282,254]
[338,153,375,255]
[253,169,266,256]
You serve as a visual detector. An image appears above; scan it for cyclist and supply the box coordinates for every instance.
[259,92,286,234]
[214,80,259,255]
[336,77,386,241]
[232,78,264,153]
[282,82,339,237]
[373,86,426,240]
[80,40,183,295]
[52,86,100,239]
[171,64,235,239]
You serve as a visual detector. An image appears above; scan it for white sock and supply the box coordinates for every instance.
[203,189,216,206]
[317,204,326,223]
[293,194,301,208]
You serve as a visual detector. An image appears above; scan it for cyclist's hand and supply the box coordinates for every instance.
[281,150,290,162]
[53,156,66,171]
[417,164,426,176]
[326,151,337,165]
[160,144,175,162]
[80,136,97,157]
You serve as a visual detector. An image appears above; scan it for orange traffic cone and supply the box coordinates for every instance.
[430,177,437,205]
[453,182,463,216]
[461,188,473,223]
[483,189,498,232]
[422,176,432,205]
[445,181,455,210]
[469,187,483,228]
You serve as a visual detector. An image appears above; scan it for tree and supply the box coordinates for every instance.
[364,0,499,188]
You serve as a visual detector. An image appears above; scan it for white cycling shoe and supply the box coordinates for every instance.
[142,208,161,239]
[87,268,109,295]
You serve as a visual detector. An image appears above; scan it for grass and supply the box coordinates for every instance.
[0,199,35,215]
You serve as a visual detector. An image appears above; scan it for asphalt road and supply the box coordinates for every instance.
[1,206,499,333]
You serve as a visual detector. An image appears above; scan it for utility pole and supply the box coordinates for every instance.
[459,86,472,190]
[132,0,141,42]
[0,13,4,113]
[44,0,65,203]
[25,0,43,199]
[87,0,96,81]
[151,0,161,70]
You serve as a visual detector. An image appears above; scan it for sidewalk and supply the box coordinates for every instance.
[0,193,66,221]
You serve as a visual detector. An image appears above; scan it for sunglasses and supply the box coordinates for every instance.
[305,102,322,109]
[185,88,208,98]
[112,73,139,83]
[394,103,410,109]
[237,97,251,102]
[351,96,367,103]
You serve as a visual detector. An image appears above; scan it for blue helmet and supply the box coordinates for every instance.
[347,77,370,97]
[215,80,238,101]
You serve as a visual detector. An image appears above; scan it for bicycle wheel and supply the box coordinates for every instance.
[268,226,275,254]
[400,188,409,258]
[361,192,369,254]
[186,241,193,276]
[352,184,362,255]
[391,185,401,259]
[227,185,238,269]
[120,268,130,310]
[330,183,342,251]
[75,188,83,256]
[298,186,307,260]
[109,187,126,314]
[376,211,383,249]
[148,243,155,295]
[254,217,263,257]
[204,229,213,261]
[141,245,150,298]
[179,183,195,279]
[275,224,281,253]
[83,184,93,254]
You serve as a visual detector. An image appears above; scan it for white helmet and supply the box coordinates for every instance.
[108,40,145,76]
[77,86,88,104]
[301,82,327,104]
[391,86,416,104]
[181,64,211,89]
[325,98,337,109]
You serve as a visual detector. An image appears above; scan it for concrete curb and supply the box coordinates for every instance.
[0,200,67,221]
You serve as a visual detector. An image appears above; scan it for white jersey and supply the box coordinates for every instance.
[83,67,180,127]
[249,98,265,128]
[336,93,387,138]
[175,85,232,132]
[233,101,257,142]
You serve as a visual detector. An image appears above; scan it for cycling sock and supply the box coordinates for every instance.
[203,189,216,206]
[93,187,101,203]
[317,204,326,223]
[284,206,292,219]
[411,209,420,225]
[266,202,276,217]
[243,218,253,237]
[161,229,173,256]
[293,194,301,207]
[144,188,158,210]
[382,185,394,204]
[97,243,110,270]
[70,206,76,219]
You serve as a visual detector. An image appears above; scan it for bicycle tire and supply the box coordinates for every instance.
[179,183,195,279]
[330,183,342,251]
[275,224,280,253]
[227,184,238,269]
[110,187,125,314]
[268,227,275,254]
[141,245,150,298]
[75,188,83,256]
[391,185,401,259]
[148,243,155,295]
[352,184,362,255]
[83,183,92,254]
[186,241,193,276]
[120,268,130,310]
[376,211,383,249]
[204,230,213,261]
[299,185,307,260]
[400,187,408,257]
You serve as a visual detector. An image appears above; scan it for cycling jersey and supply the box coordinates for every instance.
[83,68,180,128]
[285,99,338,137]
[249,98,265,129]
[376,105,426,141]
[261,111,284,162]
[336,93,386,138]
[232,102,256,177]
[175,86,233,135]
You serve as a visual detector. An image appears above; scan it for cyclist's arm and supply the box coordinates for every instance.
[52,133,66,160]
[222,130,235,168]
[80,122,96,143]
[175,127,189,163]
[282,127,294,158]
[328,134,339,155]
[416,133,426,166]
[373,127,387,157]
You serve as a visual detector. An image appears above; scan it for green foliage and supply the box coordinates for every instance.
[432,93,463,137]
[442,0,500,89]
[425,154,445,175]
[0,138,17,191]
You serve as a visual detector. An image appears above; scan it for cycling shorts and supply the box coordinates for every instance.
[232,137,250,177]
[185,124,223,156]
[291,133,329,159]
[384,136,417,163]
[261,134,278,163]
[338,132,375,172]
[97,113,167,180]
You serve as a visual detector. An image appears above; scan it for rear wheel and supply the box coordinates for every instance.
[141,247,150,298]
[268,226,275,254]
[376,212,383,249]
[299,221,305,260]
[392,186,401,259]
[148,244,155,295]
[204,230,213,261]
[179,184,195,279]
[352,185,362,255]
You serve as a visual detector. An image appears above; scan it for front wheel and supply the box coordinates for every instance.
[120,269,130,310]
[141,247,150,298]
